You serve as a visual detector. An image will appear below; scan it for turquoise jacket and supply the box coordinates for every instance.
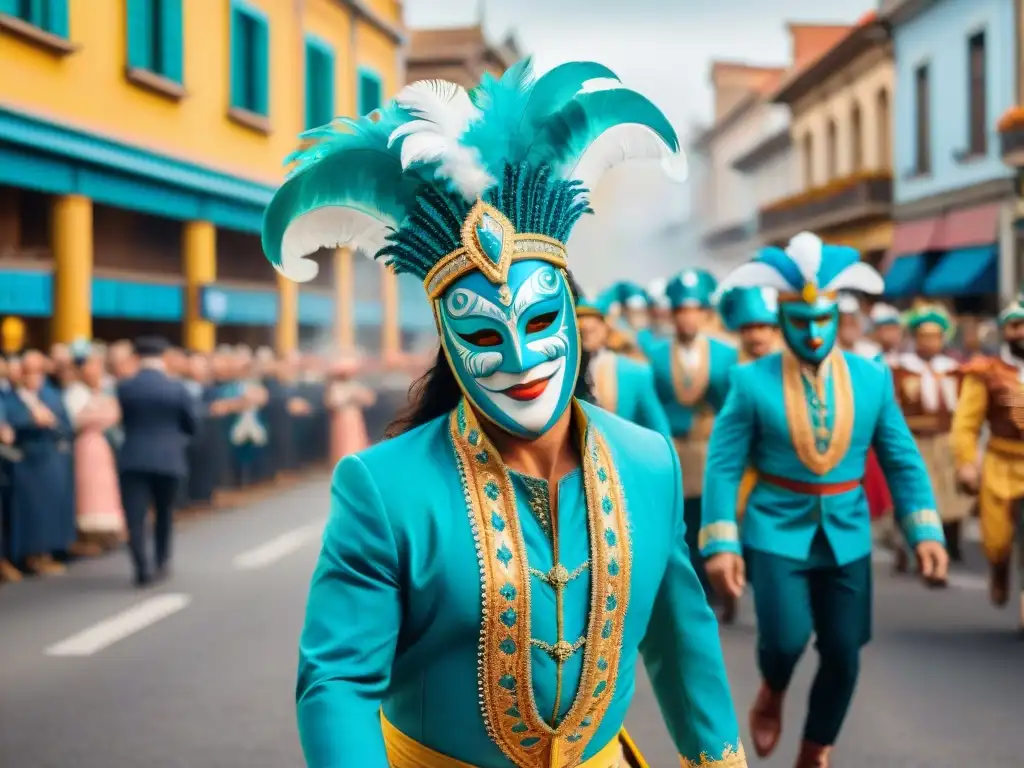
[700,350,945,566]
[589,352,671,439]
[297,399,744,767]
[646,334,738,437]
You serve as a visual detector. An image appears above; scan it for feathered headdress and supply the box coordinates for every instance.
[718,286,778,332]
[904,300,954,335]
[716,233,884,305]
[261,59,684,299]
[608,280,650,310]
[666,268,716,309]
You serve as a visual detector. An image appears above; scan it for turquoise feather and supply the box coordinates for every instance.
[516,61,619,136]
[525,89,679,173]
[262,148,421,270]
[461,58,535,178]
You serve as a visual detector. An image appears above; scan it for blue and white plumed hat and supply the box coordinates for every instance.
[261,59,685,299]
[666,268,716,309]
[837,292,862,316]
[718,286,778,332]
[576,293,611,318]
[869,302,902,327]
[716,232,884,307]
[999,285,1024,326]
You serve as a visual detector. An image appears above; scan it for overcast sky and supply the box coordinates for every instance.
[405,0,878,136]
[402,0,879,286]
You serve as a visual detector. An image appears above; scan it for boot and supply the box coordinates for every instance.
[794,740,832,768]
[0,559,23,582]
[37,554,66,576]
[749,682,784,758]
[990,562,1010,607]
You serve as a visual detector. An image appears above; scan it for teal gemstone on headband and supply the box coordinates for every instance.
[477,214,504,264]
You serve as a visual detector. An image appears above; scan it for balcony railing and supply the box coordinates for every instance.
[758,172,893,244]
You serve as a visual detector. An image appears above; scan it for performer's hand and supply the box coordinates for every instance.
[955,464,980,495]
[0,424,12,444]
[915,540,949,587]
[705,553,745,600]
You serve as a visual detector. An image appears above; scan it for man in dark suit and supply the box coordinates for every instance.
[117,337,197,587]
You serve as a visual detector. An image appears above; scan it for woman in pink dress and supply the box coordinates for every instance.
[325,358,376,465]
[63,346,125,550]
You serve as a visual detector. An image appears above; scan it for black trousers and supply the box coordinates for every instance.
[120,471,179,579]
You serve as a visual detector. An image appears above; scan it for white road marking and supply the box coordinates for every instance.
[45,593,191,657]
[871,549,986,591]
[232,523,324,571]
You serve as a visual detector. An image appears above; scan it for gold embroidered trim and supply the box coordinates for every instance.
[908,508,942,529]
[671,335,711,406]
[593,354,618,414]
[782,350,854,476]
[697,522,740,551]
[680,743,747,767]
[449,398,632,768]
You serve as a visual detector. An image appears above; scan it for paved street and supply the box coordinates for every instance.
[1,480,1021,768]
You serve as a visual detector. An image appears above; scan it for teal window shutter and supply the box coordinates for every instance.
[229,4,245,109]
[126,0,153,70]
[304,37,335,129]
[0,1,16,17]
[158,0,183,82]
[304,40,316,129]
[358,68,381,116]
[253,14,269,115]
[45,0,68,37]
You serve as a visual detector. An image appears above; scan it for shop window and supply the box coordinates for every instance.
[358,67,382,116]
[229,0,269,117]
[3,0,69,38]
[126,0,183,83]
[305,35,335,130]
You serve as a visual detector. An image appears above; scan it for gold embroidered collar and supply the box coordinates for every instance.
[781,349,854,476]
[671,334,711,406]
[449,398,631,768]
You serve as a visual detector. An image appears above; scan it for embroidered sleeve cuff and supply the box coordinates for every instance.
[900,509,946,547]
[697,522,741,558]
[681,742,747,767]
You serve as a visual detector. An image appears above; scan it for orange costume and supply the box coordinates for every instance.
[950,352,1024,623]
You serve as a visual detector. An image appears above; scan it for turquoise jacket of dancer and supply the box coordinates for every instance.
[589,351,671,438]
[297,399,744,767]
[647,334,737,436]
[700,286,944,565]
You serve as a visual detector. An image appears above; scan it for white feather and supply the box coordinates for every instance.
[761,287,779,313]
[715,261,797,298]
[566,125,687,195]
[388,79,493,199]
[577,77,623,93]
[825,261,885,296]
[785,232,824,286]
[277,206,393,282]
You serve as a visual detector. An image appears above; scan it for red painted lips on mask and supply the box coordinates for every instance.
[502,375,553,402]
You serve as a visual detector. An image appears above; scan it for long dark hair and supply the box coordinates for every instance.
[385,270,594,438]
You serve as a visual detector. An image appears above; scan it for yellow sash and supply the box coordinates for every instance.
[381,710,630,768]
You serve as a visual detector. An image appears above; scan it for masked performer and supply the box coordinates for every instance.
[267,60,745,768]
[601,281,649,361]
[951,289,1024,631]
[714,284,780,624]
[647,268,737,597]
[700,233,947,768]
[868,303,903,365]
[576,296,671,438]
[891,303,970,562]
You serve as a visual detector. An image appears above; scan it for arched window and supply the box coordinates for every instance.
[851,102,863,172]
[803,132,814,188]
[826,119,838,180]
[877,88,891,169]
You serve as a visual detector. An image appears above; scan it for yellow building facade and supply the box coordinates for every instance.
[758,14,895,267]
[0,0,405,354]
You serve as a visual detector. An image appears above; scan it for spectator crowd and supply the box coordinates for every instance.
[0,339,408,585]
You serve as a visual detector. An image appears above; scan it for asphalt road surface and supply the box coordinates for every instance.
[1,480,1021,768]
